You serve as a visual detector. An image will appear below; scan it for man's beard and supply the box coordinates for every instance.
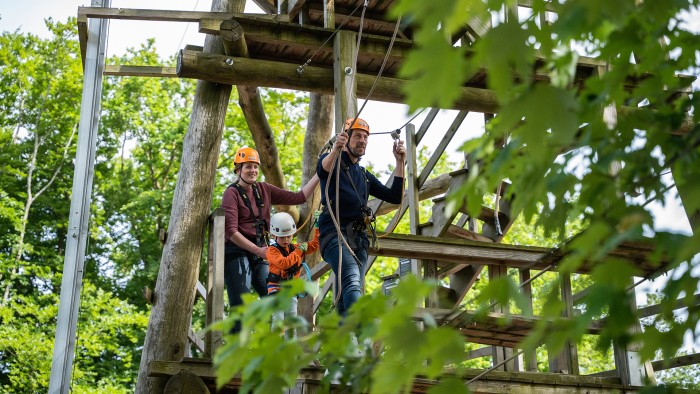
[348,144,365,159]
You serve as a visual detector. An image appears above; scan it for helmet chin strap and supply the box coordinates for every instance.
[239,177,255,185]
[235,170,256,186]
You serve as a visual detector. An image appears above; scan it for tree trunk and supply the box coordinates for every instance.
[134,0,237,392]
[237,85,286,189]
[297,93,333,325]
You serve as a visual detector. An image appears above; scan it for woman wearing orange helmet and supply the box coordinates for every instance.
[222,146,319,333]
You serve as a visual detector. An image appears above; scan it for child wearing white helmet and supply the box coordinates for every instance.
[266,211,320,338]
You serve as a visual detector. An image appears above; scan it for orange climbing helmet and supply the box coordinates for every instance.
[344,118,370,134]
[234,147,261,165]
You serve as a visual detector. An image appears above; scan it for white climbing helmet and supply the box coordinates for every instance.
[269,212,296,237]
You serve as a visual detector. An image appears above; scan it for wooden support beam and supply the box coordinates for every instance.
[251,0,276,14]
[636,293,700,319]
[306,7,408,39]
[78,7,287,23]
[466,346,493,360]
[187,328,205,354]
[176,51,501,113]
[198,16,411,62]
[417,110,468,187]
[195,281,207,301]
[312,274,333,314]
[424,170,471,238]
[288,0,309,21]
[443,225,495,243]
[370,233,551,268]
[651,352,700,371]
[103,65,178,77]
[370,172,453,217]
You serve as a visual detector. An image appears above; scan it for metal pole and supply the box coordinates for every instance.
[49,0,109,392]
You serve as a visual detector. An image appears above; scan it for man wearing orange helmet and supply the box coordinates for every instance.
[316,117,405,317]
[222,146,319,333]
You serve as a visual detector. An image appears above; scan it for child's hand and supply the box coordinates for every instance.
[298,242,309,252]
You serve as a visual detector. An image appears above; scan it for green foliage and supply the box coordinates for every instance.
[215,277,469,394]
[392,0,700,385]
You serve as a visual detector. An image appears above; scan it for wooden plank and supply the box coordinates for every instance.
[103,65,178,77]
[78,7,287,23]
[444,225,495,243]
[417,110,468,186]
[415,108,440,142]
[251,0,276,14]
[195,281,206,301]
[188,328,205,353]
[288,0,309,21]
[312,274,333,314]
[198,15,411,65]
[651,352,700,371]
[205,208,225,357]
[466,346,493,360]
[148,360,217,379]
[306,8,407,39]
[371,172,453,217]
[371,233,551,268]
[636,293,700,318]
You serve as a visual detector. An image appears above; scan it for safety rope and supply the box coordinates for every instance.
[319,4,405,307]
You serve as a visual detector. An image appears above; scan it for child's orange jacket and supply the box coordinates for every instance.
[266,228,320,289]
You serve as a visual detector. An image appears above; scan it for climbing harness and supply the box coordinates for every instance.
[229,182,269,253]
[315,5,405,307]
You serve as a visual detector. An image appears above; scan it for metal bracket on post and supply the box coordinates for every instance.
[49,1,110,393]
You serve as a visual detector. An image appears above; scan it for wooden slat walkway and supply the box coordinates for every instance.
[149,358,641,393]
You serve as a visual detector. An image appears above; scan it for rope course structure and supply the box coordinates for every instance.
[56,1,699,393]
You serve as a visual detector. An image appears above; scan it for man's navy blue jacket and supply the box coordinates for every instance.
[316,151,403,237]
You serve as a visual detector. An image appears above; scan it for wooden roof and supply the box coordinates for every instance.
[79,6,606,91]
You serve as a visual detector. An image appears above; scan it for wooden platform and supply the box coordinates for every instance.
[149,358,643,393]
[372,233,668,276]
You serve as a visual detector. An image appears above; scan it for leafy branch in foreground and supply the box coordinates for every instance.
[392,0,699,380]
[214,277,469,394]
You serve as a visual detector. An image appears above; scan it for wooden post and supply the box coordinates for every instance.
[134,0,237,391]
[489,264,515,371]
[205,209,225,357]
[405,124,422,280]
[519,268,538,372]
[548,272,579,374]
[333,30,358,133]
[613,279,657,385]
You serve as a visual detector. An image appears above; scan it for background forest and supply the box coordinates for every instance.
[1,5,699,393]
